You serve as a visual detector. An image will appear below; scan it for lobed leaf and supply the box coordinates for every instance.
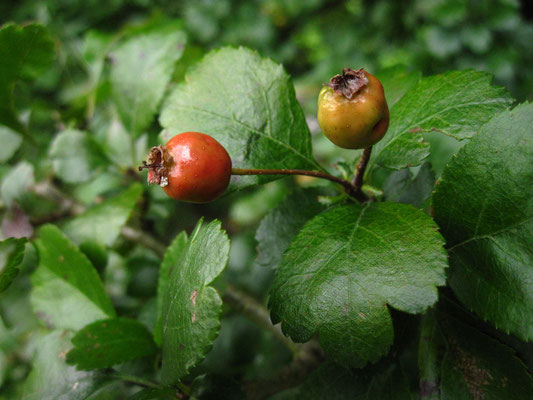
[63,183,143,247]
[372,70,513,170]
[66,318,157,370]
[110,27,186,135]
[160,47,320,191]
[31,225,115,330]
[0,23,55,132]
[0,237,27,293]
[269,202,448,367]
[432,102,533,340]
[160,219,230,384]
[21,330,107,400]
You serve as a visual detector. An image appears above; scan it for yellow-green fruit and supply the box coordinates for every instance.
[317,70,389,149]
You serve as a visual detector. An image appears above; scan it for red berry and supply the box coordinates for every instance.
[139,132,232,203]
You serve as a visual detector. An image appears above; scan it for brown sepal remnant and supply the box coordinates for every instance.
[138,145,173,187]
[326,68,369,100]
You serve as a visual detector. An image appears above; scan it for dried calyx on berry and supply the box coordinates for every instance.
[318,67,389,150]
[138,145,172,187]
[326,68,369,100]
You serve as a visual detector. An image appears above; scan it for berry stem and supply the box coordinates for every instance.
[352,146,372,195]
[232,167,368,202]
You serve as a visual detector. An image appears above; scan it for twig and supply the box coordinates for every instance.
[110,372,161,389]
[223,284,298,354]
[121,226,166,257]
[33,181,85,215]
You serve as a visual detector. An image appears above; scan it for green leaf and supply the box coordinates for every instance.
[160,219,230,384]
[372,70,512,170]
[49,130,105,184]
[22,330,107,400]
[0,23,55,132]
[63,183,143,247]
[98,115,148,167]
[83,30,113,88]
[0,237,26,293]
[440,318,533,399]
[432,103,533,340]
[160,47,320,190]
[110,28,186,135]
[31,225,115,330]
[73,173,122,206]
[66,318,157,370]
[254,188,326,270]
[384,162,435,208]
[0,161,34,207]
[154,231,188,346]
[269,202,448,367]
[374,131,430,171]
[0,126,22,162]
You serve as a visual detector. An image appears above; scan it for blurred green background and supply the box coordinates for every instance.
[1,1,532,397]
[2,0,532,101]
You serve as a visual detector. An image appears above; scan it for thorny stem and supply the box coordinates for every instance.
[231,167,369,202]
